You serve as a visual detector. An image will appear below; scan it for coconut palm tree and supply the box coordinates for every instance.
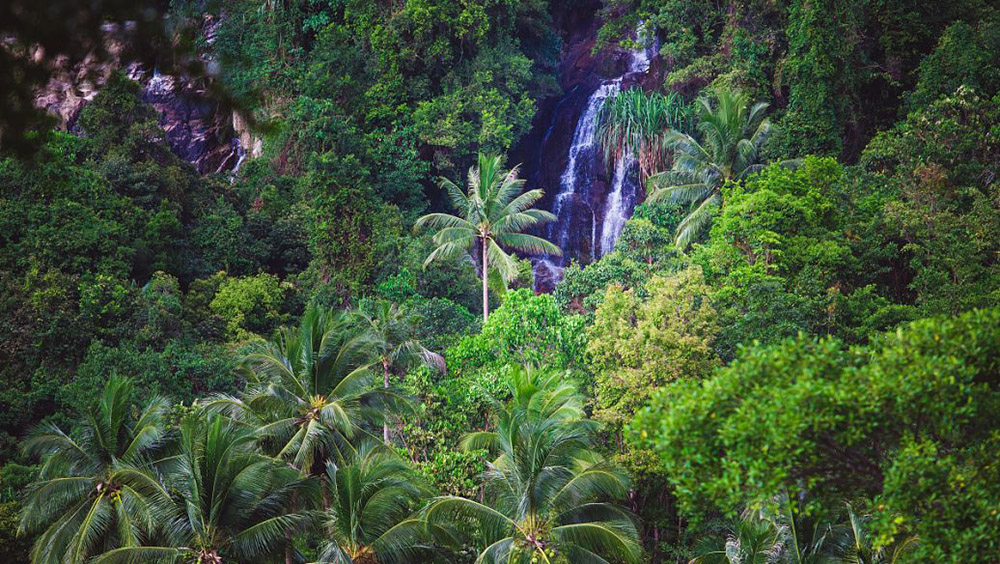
[203,306,392,474]
[834,504,918,564]
[689,509,787,564]
[312,441,434,564]
[415,153,561,322]
[352,300,444,444]
[423,365,641,564]
[691,493,853,564]
[94,415,315,564]
[598,88,691,182]
[19,375,172,564]
[769,493,840,564]
[647,87,772,249]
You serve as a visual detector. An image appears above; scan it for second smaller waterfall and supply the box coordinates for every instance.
[599,151,639,256]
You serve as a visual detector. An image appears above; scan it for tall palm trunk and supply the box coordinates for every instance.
[383,358,391,444]
[481,236,489,322]
[286,489,299,564]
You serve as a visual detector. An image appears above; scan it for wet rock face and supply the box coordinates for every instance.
[513,8,613,268]
[36,63,237,175]
[132,68,235,174]
[513,4,660,292]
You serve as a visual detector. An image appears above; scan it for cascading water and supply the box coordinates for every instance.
[224,138,248,180]
[548,80,622,253]
[533,27,656,288]
[599,151,639,256]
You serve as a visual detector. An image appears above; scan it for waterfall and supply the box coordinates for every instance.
[230,138,247,178]
[599,151,639,256]
[598,24,658,257]
[550,80,622,253]
[533,26,655,287]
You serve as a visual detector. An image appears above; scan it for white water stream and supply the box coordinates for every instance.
[534,26,656,285]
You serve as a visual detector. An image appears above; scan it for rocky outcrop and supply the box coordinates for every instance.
[128,66,235,174]
[31,18,248,175]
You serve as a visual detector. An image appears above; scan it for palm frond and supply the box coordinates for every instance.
[645,181,712,205]
[495,188,547,220]
[414,212,475,233]
[459,431,499,452]
[424,496,519,540]
[675,193,720,249]
[493,232,562,256]
[20,375,169,564]
[493,209,556,235]
[484,239,521,283]
[551,522,642,564]
[438,176,469,212]
[423,241,473,268]
[93,546,182,564]
[229,513,313,559]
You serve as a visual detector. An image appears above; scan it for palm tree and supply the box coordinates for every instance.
[204,306,390,474]
[768,493,840,564]
[312,441,433,564]
[19,375,172,564]
[692,494,880,564]
[415,153,561,322]
[352,300,444,444]
[689,509,787,564]
[423,365,641,564]
[598,88,691,182]
[834,504,917,564]
[94,415,315,564]
[647,87,772,249]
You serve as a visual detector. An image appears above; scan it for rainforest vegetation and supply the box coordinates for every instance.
[1,0,999,562]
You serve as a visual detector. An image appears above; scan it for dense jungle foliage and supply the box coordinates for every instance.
[1,0,999,562]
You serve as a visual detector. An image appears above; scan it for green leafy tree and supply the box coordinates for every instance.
[445,289,588,382]
[585,268,719,559]
[95,415,315,564]
[313,442,433,564]
[0,500,30,561]
[190,197,262,277]
[76,72,169,165]
[19,375,171,564]
[647,88,772,249]
[402,296,478,352]
[304,159,404,304]
[209,272,291,341]
[862,89,1000,316]
[415,153,560,322]
[398,235,484,314]
[204,306,386,473]
[776,0,864,158]
[634,307,1000,561]
[424,366,641,564]
[588,267,720,432]
[908,10,1000,110]
[691,156,907,357]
